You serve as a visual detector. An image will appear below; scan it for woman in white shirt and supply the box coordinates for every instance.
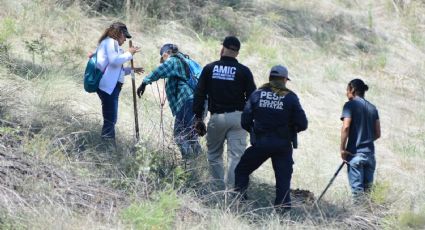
[96,22,143,139]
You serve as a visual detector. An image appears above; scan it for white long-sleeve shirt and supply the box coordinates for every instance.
[96,37,133,95]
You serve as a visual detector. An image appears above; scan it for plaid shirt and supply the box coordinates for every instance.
[143,53,193,116]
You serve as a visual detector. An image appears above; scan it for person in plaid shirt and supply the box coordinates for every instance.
[137,44,202,159]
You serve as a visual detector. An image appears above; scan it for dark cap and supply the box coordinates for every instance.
[120,26,132,39]
[160,43,177,56]
[222,36,240,51]
[111,22,132,38]
[269,65,290,80]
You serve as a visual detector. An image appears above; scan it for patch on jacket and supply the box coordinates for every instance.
[259,91,285,110]
[212,65,236,81]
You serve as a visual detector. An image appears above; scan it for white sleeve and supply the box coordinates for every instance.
[123,66,132,76]
[104,38,133,67]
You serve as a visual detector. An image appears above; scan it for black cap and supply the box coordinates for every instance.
[160,43,177,56]
[111,22,132,39]
[120,26,132,39]
[222,36,240,51]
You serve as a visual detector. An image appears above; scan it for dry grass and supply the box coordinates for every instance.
[1,0,425,229]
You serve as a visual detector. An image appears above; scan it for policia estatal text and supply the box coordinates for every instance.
[234,65,308,212]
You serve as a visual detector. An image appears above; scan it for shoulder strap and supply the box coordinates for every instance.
[173,53,191,80]
[93,46,110,73]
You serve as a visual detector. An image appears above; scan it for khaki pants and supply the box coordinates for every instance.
[206,111,247,190]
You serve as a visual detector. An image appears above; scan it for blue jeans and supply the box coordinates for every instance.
[97,83,122,138]
[174,99,201,158]
[347,153,376,198]
[235,145,293,209]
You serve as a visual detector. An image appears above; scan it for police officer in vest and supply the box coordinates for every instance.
[193,36,257,190]
[234,65,308,212]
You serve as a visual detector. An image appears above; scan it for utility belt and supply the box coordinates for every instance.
[210,104,244,115]
[252,126,298,149]
[211,109,242,115]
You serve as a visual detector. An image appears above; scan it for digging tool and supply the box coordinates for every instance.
[129,40,140,141]
[317,161,346,203]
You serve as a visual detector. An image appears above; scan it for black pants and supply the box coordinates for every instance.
[235,145,293,208]
[97,83,122,138]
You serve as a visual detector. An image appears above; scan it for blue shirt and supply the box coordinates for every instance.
[341,96,379,154]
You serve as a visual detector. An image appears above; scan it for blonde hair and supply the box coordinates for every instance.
[98,22,126,44]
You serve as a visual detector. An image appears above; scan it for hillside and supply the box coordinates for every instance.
[1,0,425,229]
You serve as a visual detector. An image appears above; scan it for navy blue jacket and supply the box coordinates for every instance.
[193,56,256,119]
[241,87,308,148]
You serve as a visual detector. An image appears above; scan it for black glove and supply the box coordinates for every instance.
[194,119,207,137]
[137,82,147,98]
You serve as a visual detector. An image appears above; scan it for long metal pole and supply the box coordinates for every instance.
[129,40,140,141]
[317,162,346,203]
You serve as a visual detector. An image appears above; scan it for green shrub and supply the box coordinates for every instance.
[370,181,391,205]
[357,52,387,71]
[324,63,342,81]
[24,35,49,65]
[368,4,374,29]
[0,17,16,62]
[403,7,425,48]
[190,4,250,39]
[245,21,276,50]
[0,18,15,44]
[0,208,30,230]
[372,52,387,69]
[392,141,424,158]
[0,212,25,230]
[121,142,188,190]
[121,190,181,230]
[398,211,425,229]
[23,134,66,161]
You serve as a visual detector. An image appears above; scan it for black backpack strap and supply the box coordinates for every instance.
[172,53,192,98]
[173,53,190,80]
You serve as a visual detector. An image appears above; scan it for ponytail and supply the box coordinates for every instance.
[348,78,368,97]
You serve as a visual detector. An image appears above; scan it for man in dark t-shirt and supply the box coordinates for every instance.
[340,79,381,201]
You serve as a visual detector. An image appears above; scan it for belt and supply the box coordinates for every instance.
[211,109,241,115]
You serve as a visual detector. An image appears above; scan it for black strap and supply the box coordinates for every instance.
[173,53,191,81]
[172,53,193,98]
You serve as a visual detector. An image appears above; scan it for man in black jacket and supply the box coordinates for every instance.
[193,36,256,190]
[234,65,308,212]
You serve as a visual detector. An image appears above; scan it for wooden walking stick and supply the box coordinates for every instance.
[129,40,140,141]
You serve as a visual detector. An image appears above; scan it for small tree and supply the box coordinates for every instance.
[0,18,16,64]
[24,35,48,66]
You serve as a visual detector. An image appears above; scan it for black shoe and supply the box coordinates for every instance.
[100,137,117,152]
[274,205,291,216]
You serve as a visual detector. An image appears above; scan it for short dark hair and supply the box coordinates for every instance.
[348,78,369,97]
[222,36,240,51]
